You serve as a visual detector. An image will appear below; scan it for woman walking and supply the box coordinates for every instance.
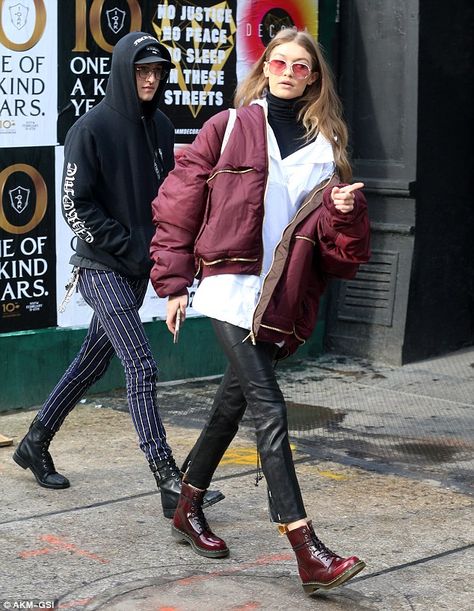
[150,28,370,593]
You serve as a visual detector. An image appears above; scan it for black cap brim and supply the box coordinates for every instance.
[135,55,171,66]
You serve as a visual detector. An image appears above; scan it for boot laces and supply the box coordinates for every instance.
[165,457,180,479]
[153,457,180,482]
[40,437,56,471]
[311,535,337,563]
[190,499,210,533]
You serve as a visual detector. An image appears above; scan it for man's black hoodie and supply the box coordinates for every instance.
[62,32,174,278]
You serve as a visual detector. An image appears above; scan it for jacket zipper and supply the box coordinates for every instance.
[201,256,258,266]
[207,168,254,183]
[260,322,293,334]
[242,322,294,346]
[242,108,270,347]
[293,326,306,343]
[295,235,316,246]
[246,173,335,344]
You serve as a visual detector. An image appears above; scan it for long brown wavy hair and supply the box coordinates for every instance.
[234,28,352,182]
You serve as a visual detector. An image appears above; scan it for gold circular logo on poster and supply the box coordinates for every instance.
[0,164,47,235]
[0,0,46,51]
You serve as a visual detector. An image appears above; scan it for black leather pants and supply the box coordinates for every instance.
[185,320,306,523]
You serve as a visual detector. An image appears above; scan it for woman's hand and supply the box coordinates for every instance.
[331,182,364,214]
[166,294,188,335]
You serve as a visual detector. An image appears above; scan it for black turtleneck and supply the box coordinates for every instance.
[267,92,313,159]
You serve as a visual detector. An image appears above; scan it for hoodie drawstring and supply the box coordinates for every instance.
[142,116,164,182]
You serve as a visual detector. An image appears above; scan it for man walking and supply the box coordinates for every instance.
[13,32,223,518]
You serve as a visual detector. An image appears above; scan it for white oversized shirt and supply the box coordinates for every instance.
[192,99,335,331]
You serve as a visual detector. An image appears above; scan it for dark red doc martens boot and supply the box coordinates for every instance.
[285,522,365,593]
[150,457,224,518]
[172,481,229,558]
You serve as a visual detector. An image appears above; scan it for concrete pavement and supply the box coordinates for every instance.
[0,347,473,610]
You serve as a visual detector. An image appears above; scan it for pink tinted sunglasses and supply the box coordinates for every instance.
[266,58,312,80]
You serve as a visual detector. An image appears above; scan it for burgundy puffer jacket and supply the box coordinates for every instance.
[150,104,370,357]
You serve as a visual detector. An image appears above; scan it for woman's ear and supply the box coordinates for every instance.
[263,61,270,79]
[308,71,319,86]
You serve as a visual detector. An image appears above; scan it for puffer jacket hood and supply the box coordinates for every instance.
[104,32,172,122]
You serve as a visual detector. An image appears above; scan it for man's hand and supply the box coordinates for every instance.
[331,182,364,214]
[166,294,188,335]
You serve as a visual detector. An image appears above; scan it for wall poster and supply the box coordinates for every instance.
[0,146,56,332]
[1,0,320,333]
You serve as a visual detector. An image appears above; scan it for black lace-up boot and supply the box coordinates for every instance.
[284,521,365,593]
[13,417,70,489]
[150,457,225,518]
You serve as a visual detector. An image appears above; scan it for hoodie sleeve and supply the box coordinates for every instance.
[150,111,229,298]
[61,124,129,256]
[316,184,371,278]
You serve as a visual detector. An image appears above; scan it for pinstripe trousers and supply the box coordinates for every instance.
[37,268,171,463]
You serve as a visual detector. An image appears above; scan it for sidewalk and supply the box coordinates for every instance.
[0,348,473,610]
